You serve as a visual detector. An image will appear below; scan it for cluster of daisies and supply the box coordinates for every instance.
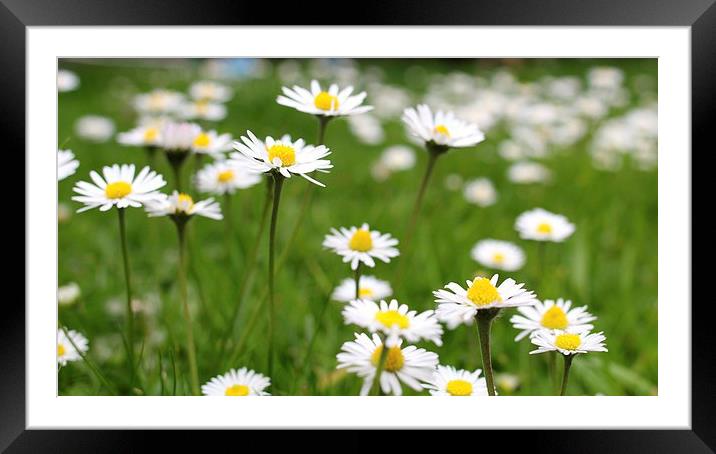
[58,66,608,397]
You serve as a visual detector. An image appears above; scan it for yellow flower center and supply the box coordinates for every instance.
[466,277,502,307]
[371,346,404,372]
[143,127,158,142]
[314,91,340,110]
[359,288,374,298]
[176,193,194,212]
[148,93,165,110]
[196,100,209,114]
[267,144,296,167]
[541,306,569,330]
[434,124,450,137]
[555,333,581,351]
[224,384,250,396]
[217,170,235,183]
[193,132,211,148]
[492,252,505,264]
[348,229,373,252]
[57,344,66,357]
[446,379,473,396]
[537,222,553,234]
[375,310,410,329]
[105,181,132,199]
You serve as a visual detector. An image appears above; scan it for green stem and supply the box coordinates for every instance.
[548,350,558,393]
[117,208,136,387]
[177,220,200,395]
[354,262,362,300]
[369,335,389,396]
[317,116,330,145]
[267,174,284,378]
[166,152,188,192]
[559,354,575,396]
[476,308,500,396]
[60,326,116,395]
[396,149,441,285]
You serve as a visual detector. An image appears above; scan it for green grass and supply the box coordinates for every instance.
[58,58,657,396]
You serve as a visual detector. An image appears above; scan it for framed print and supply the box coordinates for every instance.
[4,0,708,449]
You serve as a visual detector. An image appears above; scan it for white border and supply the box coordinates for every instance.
[28,26,690,429]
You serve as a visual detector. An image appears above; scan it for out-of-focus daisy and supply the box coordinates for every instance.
[507,161,551,184]
[323,223,399,270]
[510,298,596,341]
[195,160,262,195]
[515,208,575,242]
[189,80,233,103]
[159,121,202,153]
[530,329,607,356]
[57,69,79,92]
[588,67,624,91]
[495,373,520,393]
[277,80,373,117]
[332,275,392,303]
[58,203,72,223]
[190,130,233,157]
[342,299,443,346]
[402,104,485,151]
[201,367,271,396]
[58,282,81,307]
[380,145,416,172]
[444,174,463,191]
[433,274,537,329]
[336,333,439,396]
[72,164,166,212]
[422,365,488,396]
[230,131,332,187]
[57,328,89,366]
[117,124,164,148]
[145,191,223,220]
[133,89,185,115]
[471,239,525,272]
[58,149,79,181]
[463,178,497,207]
[178,100,228,122]
[74,115,115,143]
[347,114,385,145]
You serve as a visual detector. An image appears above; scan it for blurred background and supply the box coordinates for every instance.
[58,58,657,396]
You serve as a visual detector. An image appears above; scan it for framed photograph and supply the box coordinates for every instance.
[6,0,706,448]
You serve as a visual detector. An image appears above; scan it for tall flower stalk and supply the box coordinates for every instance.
[475,308,500,395]
[117,207,136,385]
[145,190,223,396]
[559,354,574,396]
[266,173,284,377]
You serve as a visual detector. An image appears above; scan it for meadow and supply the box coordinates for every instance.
[57,58,658,396]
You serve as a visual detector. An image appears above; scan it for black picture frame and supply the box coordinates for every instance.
[4,0,707,449]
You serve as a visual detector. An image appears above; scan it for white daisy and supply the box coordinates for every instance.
[133,89,185,115]
[463,178,497,207]
[189,80,233,103]
[201,367,271,396]
[336,333,439,396]
[510,298,596,341]
[190,130,233,157]
[230,131,332,187]
[471,239,526,272]
[380,145,416,172]
[322,223,399,270]
[422,365,488,396]
[159,121,203,153]
[402,104,485,150]
[530,329,608,356]
[72,164,167,213]
[117,124,163,148]
[74,115,115,143]
[58,282,81,306]
[57,328,89,366]
[145,191,223,220]
[195,160,262,195]
[507,161,552,184]
[515,208,576,242]
[58,149,79,181]
[178,100,228,122]
[57,69,79,92]
[342,299,443,346]
[276,80,373,117]
[433,274,538,329]
[332,275,393,303]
